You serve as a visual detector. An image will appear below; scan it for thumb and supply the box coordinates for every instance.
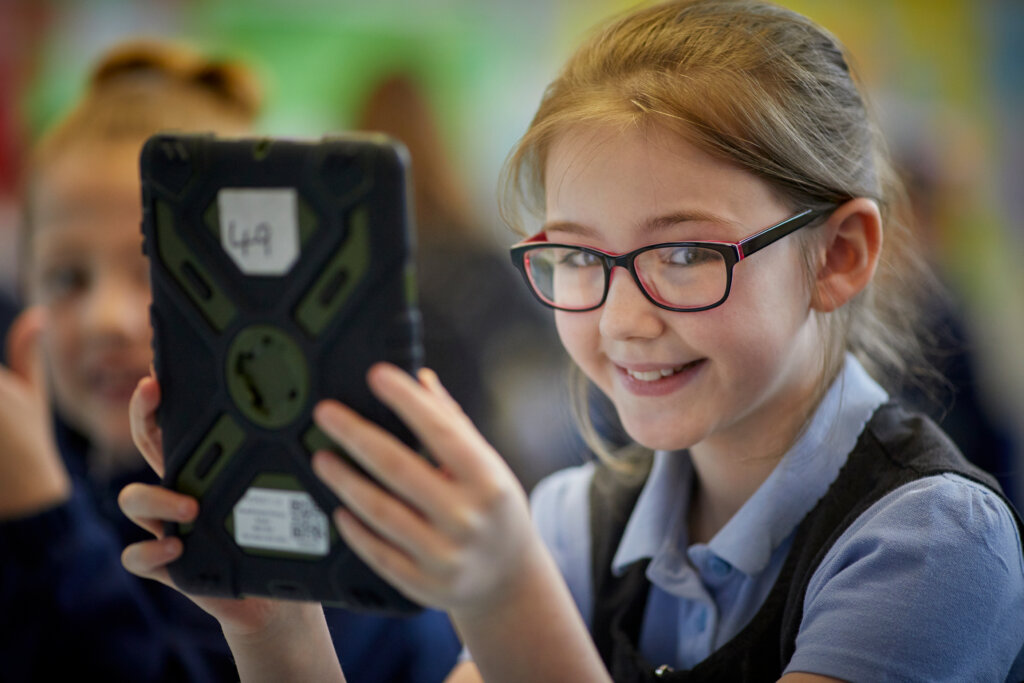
[6,306,48,399]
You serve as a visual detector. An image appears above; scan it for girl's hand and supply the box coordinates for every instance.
[310,363,544,617]
[314,365,610,682]
[118,374,312,637]
[120,373,344,681]
[0,307,71,517]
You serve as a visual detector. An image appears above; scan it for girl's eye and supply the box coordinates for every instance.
[665,246,715,266]
[559,249,601,268]
[40,265,89,301]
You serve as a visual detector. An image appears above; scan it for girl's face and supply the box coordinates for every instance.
[546,124,825,458]
[28,142,152,455]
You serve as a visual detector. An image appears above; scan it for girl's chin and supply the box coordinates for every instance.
[619,419,702,453]
[88,418,138,457]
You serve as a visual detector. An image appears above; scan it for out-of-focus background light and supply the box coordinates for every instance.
[1,0,1020,501]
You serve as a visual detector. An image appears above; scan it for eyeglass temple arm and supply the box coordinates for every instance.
[737,208,829,259]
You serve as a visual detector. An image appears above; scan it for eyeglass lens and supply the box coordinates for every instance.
[523,245,728,310]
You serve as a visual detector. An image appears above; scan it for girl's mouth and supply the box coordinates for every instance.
[616,359,705,396]
[625,365,687,381]
[85,367,147,403]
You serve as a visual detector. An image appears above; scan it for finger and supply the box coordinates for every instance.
[331,506,429,604]
[417,367,464,415]
[366,363,492,481]
[121,536,183,589]
[312,400,453,514]
[129,374,165,476]
[118,482,198,538]
[6,306,48,401]
[312,450,450,558]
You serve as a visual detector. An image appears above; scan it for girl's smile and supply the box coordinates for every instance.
[613,358,707,397]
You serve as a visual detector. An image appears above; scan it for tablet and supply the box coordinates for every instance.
[140,133,422,612]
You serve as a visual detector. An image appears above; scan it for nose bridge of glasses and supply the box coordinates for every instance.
[604,251,649,300]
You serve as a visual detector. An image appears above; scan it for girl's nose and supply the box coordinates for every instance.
[598,268,664,341]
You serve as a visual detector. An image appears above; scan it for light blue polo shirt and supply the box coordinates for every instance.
[531,355,1024,681]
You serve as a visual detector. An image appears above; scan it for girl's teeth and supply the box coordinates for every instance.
[627,365,685,382]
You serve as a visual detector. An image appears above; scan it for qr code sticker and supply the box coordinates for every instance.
[290,498,326,545]
[234,487,329,556]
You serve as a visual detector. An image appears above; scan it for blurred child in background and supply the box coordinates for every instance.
[0,39,459,682]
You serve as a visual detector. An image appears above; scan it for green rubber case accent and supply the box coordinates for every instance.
[175,414,246,533]
[302,424,337,455]
[294,205,370,337]
[226,325,309,429]
[156,200,237,331]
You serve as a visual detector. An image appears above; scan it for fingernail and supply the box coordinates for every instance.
[369,362,397,382]
[311,450,334,475]
[161,537,182,557]
[334,507,354,528]
[177,499,197,521]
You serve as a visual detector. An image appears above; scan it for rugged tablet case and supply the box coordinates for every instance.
[140,133,422,613]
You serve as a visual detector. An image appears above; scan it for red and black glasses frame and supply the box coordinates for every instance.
[509,206,834,313]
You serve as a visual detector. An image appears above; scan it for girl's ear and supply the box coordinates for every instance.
[810,197,883,313]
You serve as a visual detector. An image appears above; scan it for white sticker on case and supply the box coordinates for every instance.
[233,487,328,556]
[218,188,299,276]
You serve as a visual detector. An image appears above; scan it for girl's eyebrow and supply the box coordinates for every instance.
[540,220,599,238]
[643,210,737,232]
[542,210,737,238]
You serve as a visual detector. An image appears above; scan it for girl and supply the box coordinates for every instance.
[119,2,1024,681]
[0,39,458,682]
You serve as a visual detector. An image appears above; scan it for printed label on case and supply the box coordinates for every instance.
[233,487,328,555]
[218,188,299,276]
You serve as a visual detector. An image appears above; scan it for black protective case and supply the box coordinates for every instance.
[140,133,422,612]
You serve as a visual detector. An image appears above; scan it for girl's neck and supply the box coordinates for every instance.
[687,446,782,545]
[88,444,142,483]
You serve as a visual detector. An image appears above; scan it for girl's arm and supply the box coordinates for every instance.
[312,364,610,682]
[449,540,608,682]
[119,374,345,683]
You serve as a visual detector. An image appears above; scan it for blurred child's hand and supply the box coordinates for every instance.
[118,373,323,641]
[0,307,71,517]
[311,364,547,618]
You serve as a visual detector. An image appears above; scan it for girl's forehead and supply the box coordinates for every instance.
[542,123,787,243]
[32,141,141,226]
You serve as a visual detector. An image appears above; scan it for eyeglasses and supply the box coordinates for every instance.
[509,207,832,313]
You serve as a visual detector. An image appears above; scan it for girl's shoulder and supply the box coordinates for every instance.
[790,472,1024,681]
[821,471,1023,577]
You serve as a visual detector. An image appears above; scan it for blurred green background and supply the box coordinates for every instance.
[1,0,1021,499]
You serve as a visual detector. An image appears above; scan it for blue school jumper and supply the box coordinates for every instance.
[0,420,461,682]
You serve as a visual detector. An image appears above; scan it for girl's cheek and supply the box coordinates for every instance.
[553,311,593,366]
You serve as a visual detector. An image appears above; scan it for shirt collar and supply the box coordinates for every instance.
[612,353,888,577]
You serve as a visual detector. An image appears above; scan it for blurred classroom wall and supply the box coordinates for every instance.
[1,0,1020,500]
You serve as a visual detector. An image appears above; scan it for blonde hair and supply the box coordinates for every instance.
[501,0,942,464]
[21,39,262,281]
[34,38,260,159]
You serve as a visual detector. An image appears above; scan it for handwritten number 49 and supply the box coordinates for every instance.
[228,220,273,257]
